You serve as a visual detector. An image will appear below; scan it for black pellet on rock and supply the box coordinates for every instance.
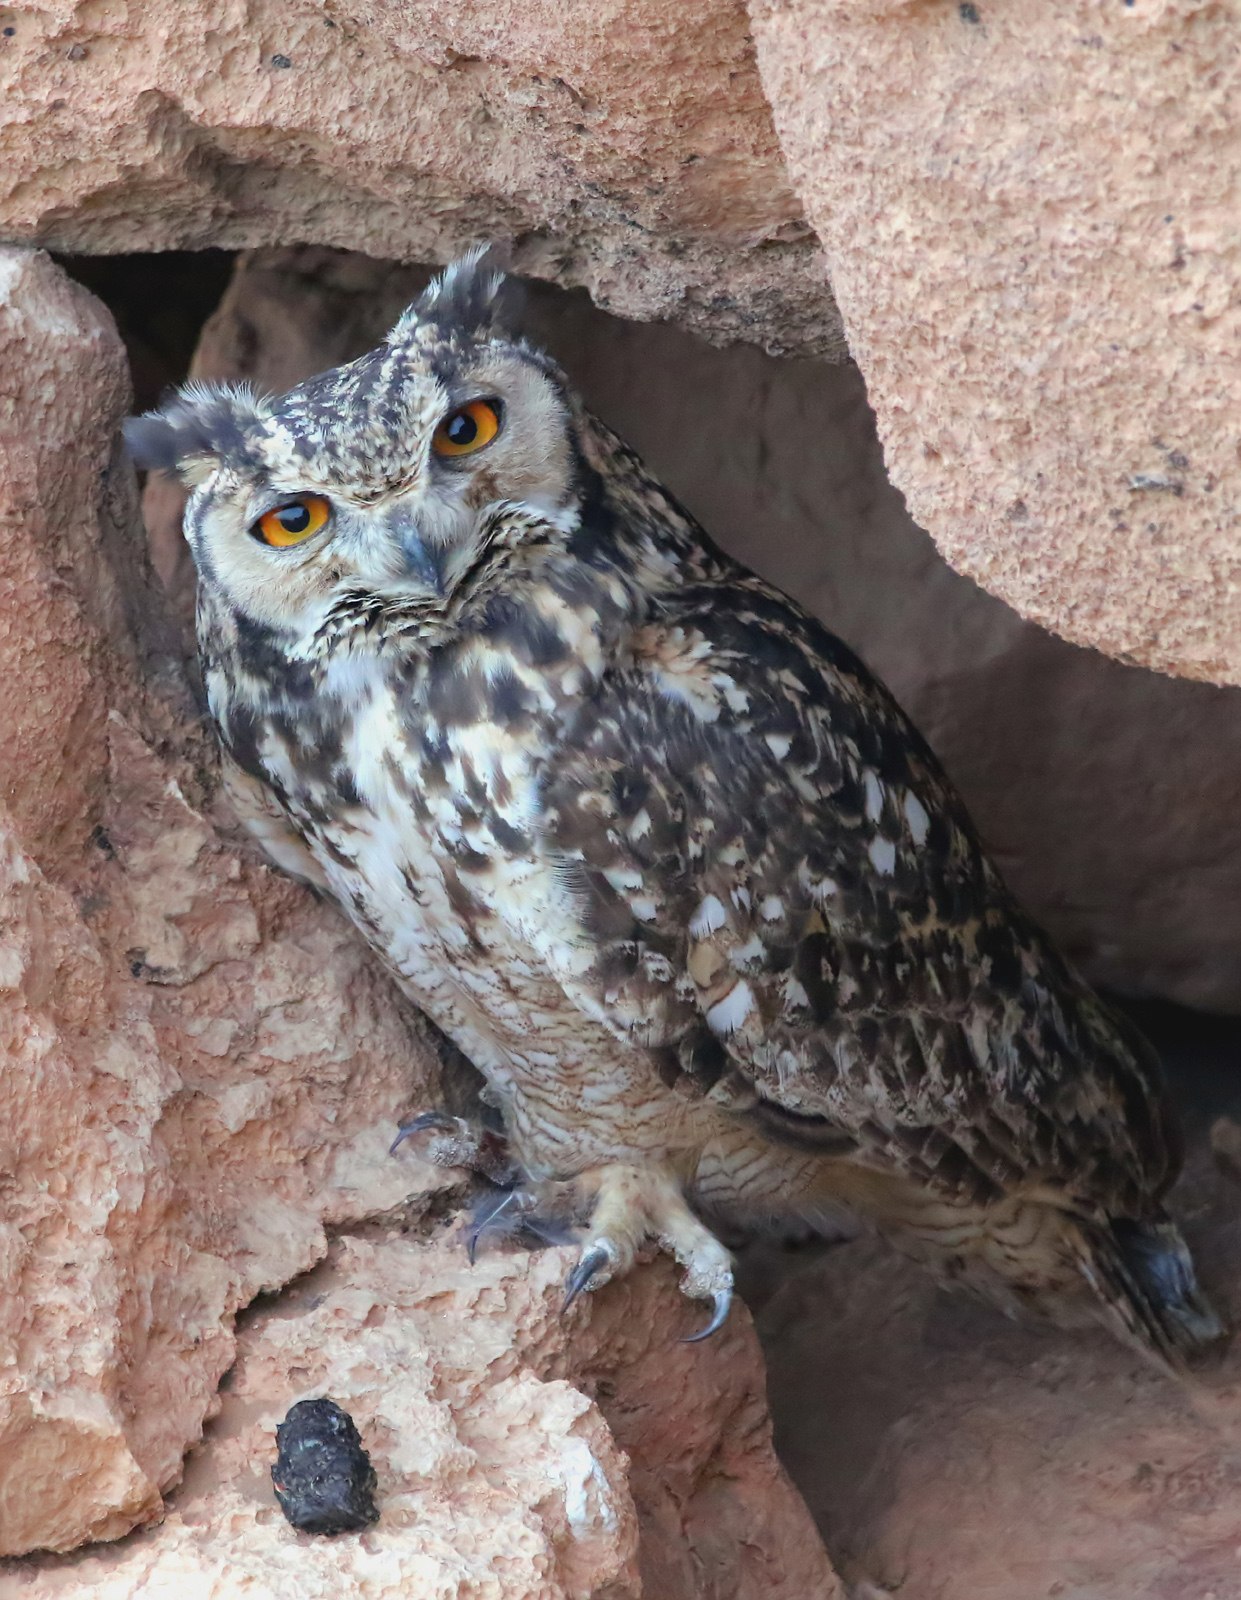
[271,1397,380,1535]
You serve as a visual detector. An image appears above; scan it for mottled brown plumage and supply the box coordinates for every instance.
[127,253,1220,1367]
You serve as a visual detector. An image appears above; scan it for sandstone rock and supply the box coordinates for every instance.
[0,0,839,356]
[750,0,1241,683]
[140,245,1241,1013]
[0,247,451,1556]
[8,1236,842,1600]
[750,1111,1241,1599]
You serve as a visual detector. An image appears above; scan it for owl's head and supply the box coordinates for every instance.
[125,253,580,641]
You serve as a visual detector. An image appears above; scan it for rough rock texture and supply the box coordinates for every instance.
[9,1237,840,1600]
[0,0,839,356]
[750,0,1241,683]
[0,246,451,1557]
[140,245,1241,1013]
[748,1101,1241,1600]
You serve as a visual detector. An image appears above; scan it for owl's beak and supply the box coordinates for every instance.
[395,521,441,591]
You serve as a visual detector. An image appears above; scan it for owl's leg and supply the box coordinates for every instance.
[562,1164,735,1341]
[389,1112,516,1185]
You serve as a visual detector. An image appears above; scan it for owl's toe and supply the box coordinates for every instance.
[552,1162,737,1341]
[655,1201,736,1341]
[389,1110,515,1184]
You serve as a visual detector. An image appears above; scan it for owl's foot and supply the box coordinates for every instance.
[389,1111,517,1186]
[561,1163,735,1342]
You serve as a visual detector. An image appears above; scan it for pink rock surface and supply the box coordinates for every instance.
[750,1122,1241,1600]
[0,247,448,1556]
[9,1235,841,1600]
[0,0,838,356]
[751,0,1241,682]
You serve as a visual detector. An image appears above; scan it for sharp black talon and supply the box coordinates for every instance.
[467,1189,518,1265]
[563,1244,612,1311]
[389,1111,457,1157]
[681,1286,733,1344]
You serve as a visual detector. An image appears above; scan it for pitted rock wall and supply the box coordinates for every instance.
[0,0,837,356]
[750,0,1241,682]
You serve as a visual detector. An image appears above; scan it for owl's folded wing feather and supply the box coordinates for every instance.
[539,573,1177,1217]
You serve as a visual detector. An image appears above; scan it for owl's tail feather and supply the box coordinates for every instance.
[1071,1212,1225,1371]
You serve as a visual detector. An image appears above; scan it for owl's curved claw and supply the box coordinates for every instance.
[681,1284,733,1343]
[389,1111,517,1184]
[389,1110,457,1156]
[563,1243,615,1311]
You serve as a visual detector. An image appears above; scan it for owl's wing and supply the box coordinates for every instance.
[540,573,1177,1216]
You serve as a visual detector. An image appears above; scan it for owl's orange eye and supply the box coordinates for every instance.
[432,398,502,459]
[252,494,332,548]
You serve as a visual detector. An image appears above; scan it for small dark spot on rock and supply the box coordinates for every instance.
[271,52,292,69]
[272,1397,379,1536]
[1006,498,1029,522]
[959,2,981,22]
[90,823,114,857]
[3,26,16,36]
[1167,450,1189,470]
[66,42,87,60]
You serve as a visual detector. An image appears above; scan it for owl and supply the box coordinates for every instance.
[126,252,1221,1368]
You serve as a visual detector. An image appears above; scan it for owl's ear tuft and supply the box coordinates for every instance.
[390,246,521,345]
[123,382,270,486]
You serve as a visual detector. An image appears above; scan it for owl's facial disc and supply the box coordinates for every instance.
[125,255,580,641]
